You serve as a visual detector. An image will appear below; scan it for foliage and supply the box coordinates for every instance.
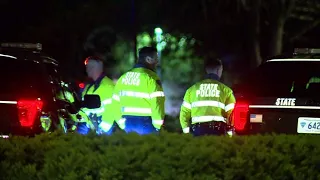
[288,0,320,42]
[163,115,181,133]
[137,32,204,86]
[110,36,136,76]
[1,132,320,179]
[161,34,204,86]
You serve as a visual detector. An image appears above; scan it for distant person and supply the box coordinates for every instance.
[78,56,116,135]
[179,58,235,136]
[112,47,165,135]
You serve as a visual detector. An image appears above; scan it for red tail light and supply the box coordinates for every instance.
[79,82,85,89]
[17,99,43,127]
[233,102,249,131]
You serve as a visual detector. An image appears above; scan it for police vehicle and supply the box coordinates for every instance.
[231,48,320,135]
[0,43,100,138]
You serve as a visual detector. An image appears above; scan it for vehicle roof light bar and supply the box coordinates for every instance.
[1,43,42,51]
[294,48,320,54]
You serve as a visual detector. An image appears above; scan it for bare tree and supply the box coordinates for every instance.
[262,0,295,57]
[289,0,320,42]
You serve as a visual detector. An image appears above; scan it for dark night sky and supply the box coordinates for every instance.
[1,0,319,80]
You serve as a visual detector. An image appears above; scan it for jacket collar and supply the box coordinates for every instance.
[91,73,105,91]
[205,73,220,81]
[134,63,155,72]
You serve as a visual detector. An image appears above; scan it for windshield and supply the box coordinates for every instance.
[0,56,45,95]
[242,61,320,97]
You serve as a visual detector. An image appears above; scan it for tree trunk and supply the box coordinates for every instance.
[131,0,137,62]
[247,0,262,68]
[266,0,295,57]
[268,18,285,57]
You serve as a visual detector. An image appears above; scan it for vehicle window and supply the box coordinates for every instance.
[44,63,80,104]
[45,63,60,86]
[248,61,320,97]
[0,56,46,95]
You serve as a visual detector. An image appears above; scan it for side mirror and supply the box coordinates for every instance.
[82,95,101,109]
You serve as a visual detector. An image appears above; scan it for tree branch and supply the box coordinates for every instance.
[289,20,320,42]
[201,0,208,22]
[284,0,295,19]
[241,0,251,11]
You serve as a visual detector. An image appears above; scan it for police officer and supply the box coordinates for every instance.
[179,58,236,136]
[78,56,116,135]
[112,47,165,135]
[55,81,91,133]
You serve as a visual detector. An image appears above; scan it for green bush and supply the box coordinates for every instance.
[0,132,320,180]
[163,115,181,133]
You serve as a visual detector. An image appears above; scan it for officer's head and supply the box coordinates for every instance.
[84,56,104,81]
[205,58,223,78]
[138,46,158,70]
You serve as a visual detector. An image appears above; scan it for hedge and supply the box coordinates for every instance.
[0,131,320,180]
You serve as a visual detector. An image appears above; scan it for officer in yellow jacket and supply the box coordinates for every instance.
[180,58,236,136]
[55,82,91,133]
[78,56,116,135]
[112,47,165,135]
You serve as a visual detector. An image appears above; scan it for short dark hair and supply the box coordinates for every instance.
[84,56,103,65]
[86,56,103,62]
[205,57,222,69]
[138,46,157,62]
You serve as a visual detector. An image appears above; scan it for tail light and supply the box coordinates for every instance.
[233,101,249,131]
[79,82,85,89]
[17,99,43,127]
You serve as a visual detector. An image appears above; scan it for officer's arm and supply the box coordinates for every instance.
[81,85,88,100]
[148,78,165,130]
[180,89,191,133]
[112,82,125,129]
[100,83,116,132]
[224,89,236,125]
[72,85,94,130]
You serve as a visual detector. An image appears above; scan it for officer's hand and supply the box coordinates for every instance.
[71,125,77,131]
[226,125,235,137]
[182,127,190,134]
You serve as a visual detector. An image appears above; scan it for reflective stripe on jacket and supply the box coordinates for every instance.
[179,74,235,133]
[82,75,115,131]
[112,64,165,129]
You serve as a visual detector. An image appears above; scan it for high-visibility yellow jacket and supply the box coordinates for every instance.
[81,74,115,131]
[179,74,236,133]
[55,83,90,131]
[112,64,165,129]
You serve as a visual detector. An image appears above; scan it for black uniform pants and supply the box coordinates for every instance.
[191,121,227,136]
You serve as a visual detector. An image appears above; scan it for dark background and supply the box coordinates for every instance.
[1,0,319,115]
